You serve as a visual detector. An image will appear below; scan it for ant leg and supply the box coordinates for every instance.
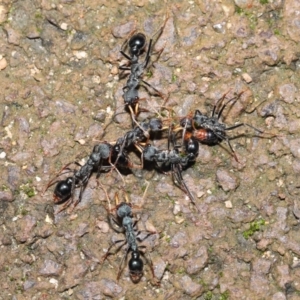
[127,104,140,128]
[101,239,127,264]
[145,78,170,109]
[98,182,112,212]
[225,138,239,162]
[213,90,232,118]
[120,50,131,61]
[55,197,74,214]
[107,146,126,186]
[96,158,105,179]
[217,91,245,119]
[141,181,150,203]
[137,246,159,285]
[150,13,169,48]
[179,121,189,149]
[117,247,130,281]
[43,162,79,194]
[209,130,239,162]
[144,39,153,69]
[172,164,197,209]
[70,181,88,212]
[226,122,264,134]
[119,65,131,71]
[141,79,166,101]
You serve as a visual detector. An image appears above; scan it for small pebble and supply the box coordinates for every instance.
[242,73,252,83]
[73,51,88,59]
[49,278,58,289]
[111,65,119,75]
[96,220,110,233]
[0,57,7,70]
[60,23,68,30]
[175,215,185,224]
[225,200,233,208]
[0,5,8,24]
[173,203,181,215]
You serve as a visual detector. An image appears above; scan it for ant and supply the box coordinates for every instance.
[45,142,132,213]
[141,126,198,208]
[101,192,158,284]
[179,92,264,162]
[112,117,166,167]
[119,19,168,124]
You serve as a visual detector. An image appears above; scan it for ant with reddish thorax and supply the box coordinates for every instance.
[177,92,265,162]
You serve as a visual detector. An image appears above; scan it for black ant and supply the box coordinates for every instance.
[140,126,198,208]
[45,142,131,213]
[112,117,166,167]
[101,192,158,284]
[119,19,168,124]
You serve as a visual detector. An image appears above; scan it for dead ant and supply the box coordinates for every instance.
[101,192,158,284]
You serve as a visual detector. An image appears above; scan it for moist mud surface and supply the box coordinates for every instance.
[1,1,300,299]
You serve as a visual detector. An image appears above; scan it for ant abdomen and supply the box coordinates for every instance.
[53,177,73,204]
[129,33,146,56]
[193,129,220,145]
[129,251,144,283]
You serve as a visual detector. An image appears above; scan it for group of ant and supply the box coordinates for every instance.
[45,21,265,284]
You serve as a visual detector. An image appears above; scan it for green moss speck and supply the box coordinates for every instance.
[2,185,9,191]
[243,219,265,239]
[219,291,230,300]
[274,29,280,35]
[204,291,213,300]
[21,208,28,216]
[177,267,185,274]
[19,183,36,198]
[35,12,43,19]
[146,69,153,78]
[235,6,244,14]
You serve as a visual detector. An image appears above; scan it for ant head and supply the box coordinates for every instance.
[180,116,193,130]
[149,118,163,132]
[129,251,143,283]
[129,33,146,57]
[53,177,73,204]
[93,143,112,160]
[143,144,157,162]
[193,112,209,129]
[117,202,132,219]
